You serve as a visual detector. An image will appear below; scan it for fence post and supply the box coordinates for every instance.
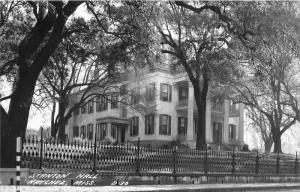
[92,131,97,173]
[16,137,21,192]
[232,147,235,174]
[276,151,280,174]
[255,151,259,174]
[40,128,43,169]
[136,137,140,173]
[295,152,298,175]
[173,146,177,174]
[204,145,208,174]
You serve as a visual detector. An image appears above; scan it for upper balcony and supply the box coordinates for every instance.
[176,99,188,109]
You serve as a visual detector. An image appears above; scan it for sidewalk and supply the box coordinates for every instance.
[1,183,300,192]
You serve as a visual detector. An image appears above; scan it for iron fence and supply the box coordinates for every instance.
[21,135,299,175]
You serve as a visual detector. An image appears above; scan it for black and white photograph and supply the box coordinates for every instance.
[0,1,300,191]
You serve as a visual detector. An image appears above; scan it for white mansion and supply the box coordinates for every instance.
[65,65,244,148]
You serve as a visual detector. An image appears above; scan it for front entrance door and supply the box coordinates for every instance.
[120,127,125,143]
[213,122,223,144]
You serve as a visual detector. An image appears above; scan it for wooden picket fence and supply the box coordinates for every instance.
[21,135,299,175]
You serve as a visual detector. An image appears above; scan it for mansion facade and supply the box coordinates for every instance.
[65,68,244,148]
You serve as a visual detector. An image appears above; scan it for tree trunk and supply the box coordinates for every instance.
[3,67,38,167]
[264,139,273,153]
[0,1,82,168]
[50,98,56,137]
[272,127,282,153]
[57,122,67,142]
[196,103,206,150]
[273,135,282,153]
[194,77,209,150]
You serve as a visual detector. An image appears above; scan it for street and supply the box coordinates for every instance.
[1,183,300,192]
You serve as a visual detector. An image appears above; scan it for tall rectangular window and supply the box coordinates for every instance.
[87,123,93,140]
[213,122,222,144]
[80,125,86,138]
[159,114,171,135]
[178,117,187,136]
[178,87,188,101]
[111,92,119,109]
[229,100,239,114]
[145,114,155,134]
[96,95,107,111]
[229,124,237,140]
[131,88,140,104]
[81,104,86,114]
[212,98,223,112]
[130,116,139,136]
[96,123,107,140]
[96,96,100,111]
[74,107,79,116]
[120,84,127,96]
[111,124,117,139]
[160,83,172,102]
[73,126,79,137]
[146,83,156,102]
[88,99,94,113]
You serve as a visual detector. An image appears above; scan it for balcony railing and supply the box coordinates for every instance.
[211,104,223,112]
[176,99,188,108]
[229,106,239,116]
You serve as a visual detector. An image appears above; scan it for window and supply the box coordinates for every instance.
[212,97,223,112]
[73,126,79,137]
[178,117,187,136]
[178,87,188,101]
[160,83,172,102]
[130,116,139,136]
[96,123,107,140]
[146,83,156,102]
[88,99,94,113]
[111,92,118,109]
[229,124,237,140]
[74,107,80,116]
[87,124,93,140]
[81,104,86,114]
[159,114,171,135]
[120,84,127,96]
[131,88,140,104]
[96,96,100,111]
[213,122,222,144]
[145,114,155,134]
[111,124,117,139]
[96,95,107,111]
[229,101,239,114]
[80,125,86,138]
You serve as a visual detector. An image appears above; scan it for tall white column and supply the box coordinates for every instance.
[223,99,229,144]
[187,82,194,142]
[238,103,245,143]
[173,84,178,139]
[205,100,212,143]
[107,122,111,138]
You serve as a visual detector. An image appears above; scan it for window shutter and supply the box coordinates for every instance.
[169,85,172,101]
[178,117,180,135]
[153,83,156,100]
[159,115,162,134]
[152,114,155,134]
[145,115,148,134]
[136,116,139,135]
[168,115,171,135]
[160,84,163,100]
[130,118,133,136]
